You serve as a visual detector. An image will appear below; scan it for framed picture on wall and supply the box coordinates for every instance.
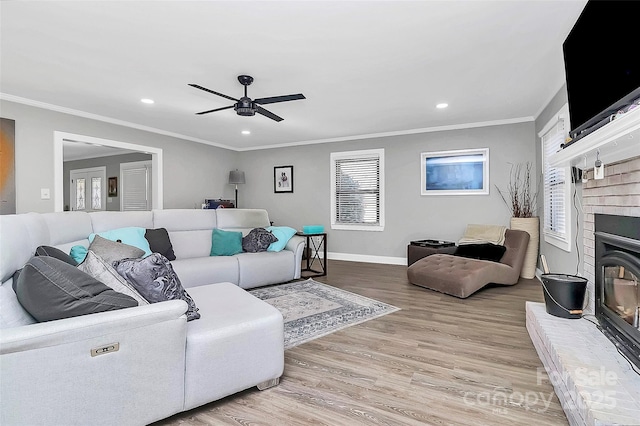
[108,177,118,197]
[420,148,489,195]
[274,165,293,193]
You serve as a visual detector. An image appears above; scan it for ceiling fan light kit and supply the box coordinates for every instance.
[189,75,305,122]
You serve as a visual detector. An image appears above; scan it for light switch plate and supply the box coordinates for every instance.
[40,188,51,199]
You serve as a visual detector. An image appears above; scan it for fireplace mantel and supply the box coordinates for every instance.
[549,108,640,170]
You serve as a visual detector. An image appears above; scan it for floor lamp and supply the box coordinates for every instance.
[228,169,245,208]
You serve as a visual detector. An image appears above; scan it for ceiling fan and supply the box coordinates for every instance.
[189,75,305,122]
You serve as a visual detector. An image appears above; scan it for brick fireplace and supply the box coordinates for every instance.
[527,155,640,425]
[582,156,640,314]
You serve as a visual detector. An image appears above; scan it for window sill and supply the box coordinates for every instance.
[543,232,571,252]
[331,223,384,232]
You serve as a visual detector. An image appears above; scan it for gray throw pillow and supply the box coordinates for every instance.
[77,250,149,306]
[89,234,145,265]
[114,253,200,321]
[13,256,137,322]
[35,245,78,266]
[242,227,278,253]
[145,228,176,261]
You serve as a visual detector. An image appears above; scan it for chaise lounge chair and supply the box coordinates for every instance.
[407,229,530,298]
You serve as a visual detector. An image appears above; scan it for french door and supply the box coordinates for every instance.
[69,167,106,212]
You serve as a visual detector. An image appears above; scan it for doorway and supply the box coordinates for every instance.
[54,132,163,212]
[69,166,106,212]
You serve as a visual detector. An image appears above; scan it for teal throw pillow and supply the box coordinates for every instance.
[70,245,89,264]
[89,227,152,257]
[266,226,297,252]
[210,229,243,256]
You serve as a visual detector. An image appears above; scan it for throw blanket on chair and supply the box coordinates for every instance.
[458,224,507,246]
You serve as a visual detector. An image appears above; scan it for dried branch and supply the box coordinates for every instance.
[496,162,539,218]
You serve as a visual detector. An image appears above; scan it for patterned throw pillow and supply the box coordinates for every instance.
[114,253,200,321]
[242,228,278,253]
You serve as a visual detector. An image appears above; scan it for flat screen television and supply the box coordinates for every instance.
[563,0,640,140]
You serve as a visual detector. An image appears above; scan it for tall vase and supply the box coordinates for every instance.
[510,216,539,279]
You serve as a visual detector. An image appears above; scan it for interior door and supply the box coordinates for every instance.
[70,167,106,212]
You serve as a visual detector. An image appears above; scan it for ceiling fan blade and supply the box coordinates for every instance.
[195,105,235,115]
[188,84,238,102]
[254,94,305,105]
[255,105,284,122]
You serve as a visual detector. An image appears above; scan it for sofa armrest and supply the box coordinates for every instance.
[0,300,188,354]
[285,235,305,279]
[1,300,188,425]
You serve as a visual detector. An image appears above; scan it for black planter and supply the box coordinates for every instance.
[541,274,588,319]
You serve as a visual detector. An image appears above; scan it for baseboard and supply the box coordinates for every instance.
[535,267,543,279]
[327,252,406,265]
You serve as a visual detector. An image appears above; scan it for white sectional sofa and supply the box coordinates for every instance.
[0,208,304,425]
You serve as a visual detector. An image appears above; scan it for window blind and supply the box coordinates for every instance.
[122,166,150,211]
[542,118,567,237]
[334,156,380,226]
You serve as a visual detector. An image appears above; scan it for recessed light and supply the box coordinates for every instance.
[141,98,155,104]
[436,103,448,109]
[241,130,251,135]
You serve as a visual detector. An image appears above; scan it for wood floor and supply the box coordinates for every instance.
[154,260,569,426]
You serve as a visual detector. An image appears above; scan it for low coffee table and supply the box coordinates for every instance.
[407,240,456,266]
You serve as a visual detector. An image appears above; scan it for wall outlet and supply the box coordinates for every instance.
[594,163,605,180]
[40,188,50,200]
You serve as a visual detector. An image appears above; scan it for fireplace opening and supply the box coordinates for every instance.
[602,253,639,327]
[595,214,640,370]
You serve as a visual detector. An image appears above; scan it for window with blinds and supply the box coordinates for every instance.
[330,149,385,231]
[541,104,571,251]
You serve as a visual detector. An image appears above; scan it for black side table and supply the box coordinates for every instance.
[407,240,456,266]
[297,232,327,277]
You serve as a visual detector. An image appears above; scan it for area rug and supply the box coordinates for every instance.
[249,279,400,349]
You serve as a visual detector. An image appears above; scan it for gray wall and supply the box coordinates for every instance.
[64,152,152,211]
[534,84,583,275]
[240,121,536,259]
[5,97,547,261]
[1,100,240,213]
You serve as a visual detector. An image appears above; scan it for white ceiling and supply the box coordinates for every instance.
[0,1,587,151]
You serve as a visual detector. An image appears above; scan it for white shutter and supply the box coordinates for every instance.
[331,149,385,231]
[541,104,571,251]
[543,120,567,236]
[121,164,150,211]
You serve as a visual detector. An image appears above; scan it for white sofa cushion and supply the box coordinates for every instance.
[0,215,35,283]
[183,283,284,410]
[89,211,153,233]
[236,251,296,289]
[153,209,217,231]
[168,230,213,259]
[21,212,50,250]
[216,208,270,230]
[171,256,239,288]
[42,211,92,245]
[0,278,36,328]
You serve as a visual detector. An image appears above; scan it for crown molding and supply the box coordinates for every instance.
[239,116,534,151]
[0,93,236,151]
[2,93,534,152]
